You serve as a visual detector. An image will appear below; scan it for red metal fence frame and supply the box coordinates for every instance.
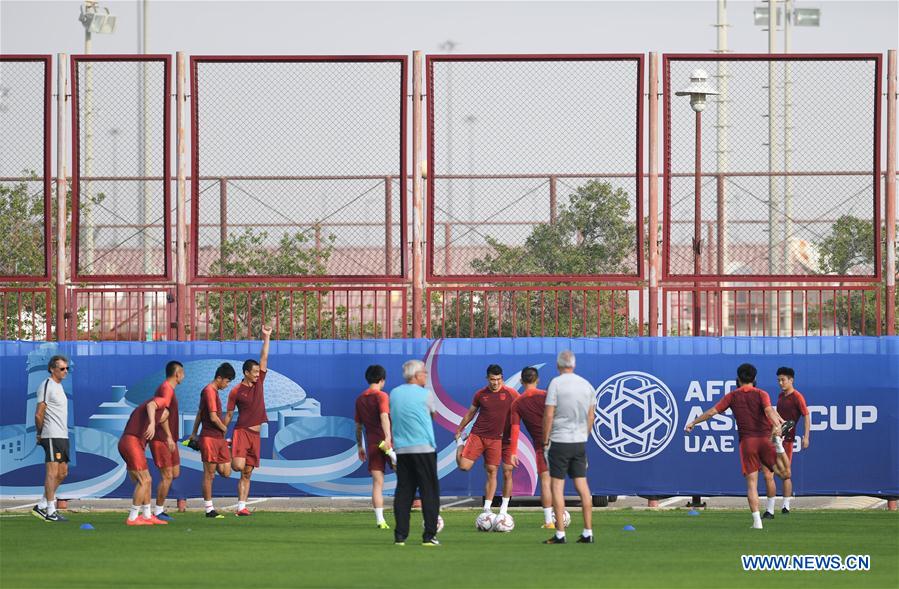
[189,55,409,284]
[662,53,883,283]
[70,54,173,283]
[0,55,52,282]
[425,54,645,283]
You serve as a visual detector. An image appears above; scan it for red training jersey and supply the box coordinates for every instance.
[509,388,547,454]
[776,389,808,441]
[354,388,391,447]
[152,381,178,443]
[714,385,773,440]
[122,381,174,442]
[227,370,268,430]
[470,385,519,440]
[199,384,225,439]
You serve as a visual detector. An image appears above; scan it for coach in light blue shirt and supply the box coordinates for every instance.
[389,359,440,545]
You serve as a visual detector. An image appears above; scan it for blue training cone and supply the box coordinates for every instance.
[687,509,700,516]
[79,523,95,530]
[623,524,636,531]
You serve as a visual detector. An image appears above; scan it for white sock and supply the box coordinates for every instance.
[238,501,246,511]
[751,511,763,529]
[153,505,165,516]
[387,449,397,464]
[142,504,151,518]
[37,495,48,510]
[766,497,776,514]
[374,507,385,523]
[774,436,785,454]
[582,528,593,538]
[783,497,792,510]
[46,500,57,516]
[204,500,214,513]
[543,507,554,523]
[482,500,492,512]
[128,505,140,521]
[555,530,566,539]
[499,497,510,515]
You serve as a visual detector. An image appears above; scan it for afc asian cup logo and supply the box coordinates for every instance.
[591,371,678,462]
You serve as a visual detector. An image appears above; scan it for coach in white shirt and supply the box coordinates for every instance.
[33,355,71,522]
[541,350,596,545]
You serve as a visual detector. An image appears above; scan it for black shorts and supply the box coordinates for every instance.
[38,438,70,463]
[548,441,587,479]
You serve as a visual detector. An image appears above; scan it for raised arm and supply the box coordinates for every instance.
[259,325,272,372]
[685,406,719,433]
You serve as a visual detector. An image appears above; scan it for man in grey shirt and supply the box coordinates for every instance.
[541,350,595,544]
[33,355,71,523]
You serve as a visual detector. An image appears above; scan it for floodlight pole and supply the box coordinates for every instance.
[175,51,187,341]
[693,110,703,337]
[648,52,660,336]
[412,50,424,338]
[56,53,69,341]
[83,1,96,272]
[886,49,896,337]
[767,0,780,334]
[783,0,794,278]
[715,0,730,336]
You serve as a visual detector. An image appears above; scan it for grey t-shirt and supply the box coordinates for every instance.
[545,372,595,443]
[36,378,68,439]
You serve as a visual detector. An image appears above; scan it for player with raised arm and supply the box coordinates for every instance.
[354,364,395,529]
[685,363,792,530]
[150,361,185,521]
[117,360,183,526]
[455,364,519,516]
[761,366,810,517]
[508,366,555,528]
[187,362,236,518]
[224,325,272,516]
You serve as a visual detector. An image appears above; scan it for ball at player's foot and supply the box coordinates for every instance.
[476,512,497,531]
[551,510,571,528]
[493,513,515,532]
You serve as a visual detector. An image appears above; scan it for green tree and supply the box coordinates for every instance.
[0,175,45,277]
[430,180,638,337]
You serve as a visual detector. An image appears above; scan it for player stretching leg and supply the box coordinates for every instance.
[355,365,394,529]
[188,363,236,518]
[224,326,272,516]
[685,363,791,530]
[150,361,185,521]
[455,365,519,515]
[761,366,810,517]
[508,367,554,528]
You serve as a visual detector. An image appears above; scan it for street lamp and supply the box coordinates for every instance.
[676,69,718,335]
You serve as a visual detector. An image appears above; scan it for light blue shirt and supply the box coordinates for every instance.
[389,383,436,453]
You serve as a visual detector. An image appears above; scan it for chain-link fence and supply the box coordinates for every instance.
[72,56,170,280]
[0,56,51,281]
[191,57,407,282]
[427,55,643,281]
[664,55,881,281]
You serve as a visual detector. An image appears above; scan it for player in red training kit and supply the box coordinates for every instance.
[117,360,184,526]
[761,366,810,518]
[455,364,519,516]
[224,326,272,516]
[150,361,186,521]
[188,362,237,518]
[354,364,394,529]
[685,363,792,529]
[508,366,554,528]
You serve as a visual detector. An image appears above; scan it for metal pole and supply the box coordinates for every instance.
[56,53,68,341]
[715,0,730,336]
[83,5,94,272]
[411,50,424,338]
[141,0,152,340]
[549,175,558,224]
[219,178,228,263]
[175,51,187,341]
[693,110,703,336]
[384,177,393,276]
[767,0,780,333]
[886,49,897,335]
[648,52,660,337]
[783,0,794,278]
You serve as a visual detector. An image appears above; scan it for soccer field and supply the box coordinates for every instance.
[0,509,896,589]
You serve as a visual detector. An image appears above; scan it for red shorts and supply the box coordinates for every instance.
[784,440,795,462]
[232,428,261,467]
[534,444,548,474]
[738,436,776,476]
[462,434,502,467]
[118,434,148,472]
[199,436,231,464]
[150,440,180,469]
[366,443,388,473]
[501,441,514,467]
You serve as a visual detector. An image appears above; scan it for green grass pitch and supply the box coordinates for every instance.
[1,509,896,588]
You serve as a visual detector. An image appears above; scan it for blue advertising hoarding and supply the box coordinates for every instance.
[1,337,897,499]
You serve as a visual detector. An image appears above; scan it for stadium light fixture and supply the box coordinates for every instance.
[79,4,117,35]
[754,5,820,27]
[675,69,719,112]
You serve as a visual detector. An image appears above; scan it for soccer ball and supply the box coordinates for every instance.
[475,512,497,532]
[422,514,445,533]
[493,513,515,533]
[552,509,571,529]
